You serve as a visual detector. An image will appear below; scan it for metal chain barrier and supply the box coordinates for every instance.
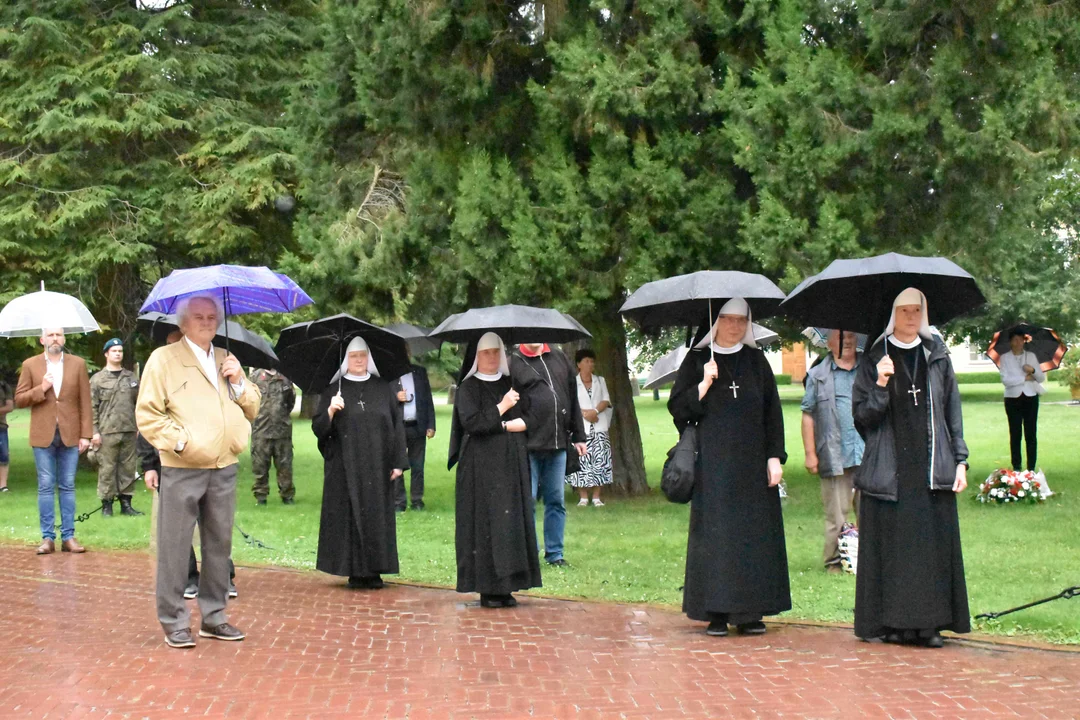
[56,504,103,527]
[233,523,278,551]
[976,585,1080,620]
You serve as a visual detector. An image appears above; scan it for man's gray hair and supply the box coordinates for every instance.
[176,294,224,328]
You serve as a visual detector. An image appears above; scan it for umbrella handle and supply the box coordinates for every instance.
[708,298,713,363]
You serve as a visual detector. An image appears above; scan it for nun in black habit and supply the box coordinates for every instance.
[312,336,409,589]
[668,298,790,637]
[852,288,970,648]
[449,332,542,608]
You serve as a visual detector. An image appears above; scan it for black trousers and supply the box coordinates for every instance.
[394,423,427,509]
[1004,394,1039,471]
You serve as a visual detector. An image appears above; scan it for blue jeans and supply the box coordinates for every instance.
[33,429,79,541]
[529,450,567,563]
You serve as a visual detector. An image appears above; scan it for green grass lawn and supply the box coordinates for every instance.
[2,383,1078,643]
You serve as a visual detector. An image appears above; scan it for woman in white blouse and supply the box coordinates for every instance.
[998,329,1045,472]
[566,349,613,506]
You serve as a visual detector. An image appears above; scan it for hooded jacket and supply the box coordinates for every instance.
[852,336,968,501]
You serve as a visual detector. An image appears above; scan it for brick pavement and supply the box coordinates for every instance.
[1,545,1078,719]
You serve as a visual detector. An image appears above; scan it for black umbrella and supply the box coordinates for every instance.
[780,253,986,335]
[136,312,279,369]
[385,322,440,355]
[619,271,786,331]
[429,305,592,345]
[986,323,1067,372]
[275,313,412,394]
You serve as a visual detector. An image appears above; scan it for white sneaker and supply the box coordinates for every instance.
[591,499,605,507]
[577,498,589,507]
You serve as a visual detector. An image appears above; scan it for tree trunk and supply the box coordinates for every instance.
[587,305,648,496]
[300,392,320,419]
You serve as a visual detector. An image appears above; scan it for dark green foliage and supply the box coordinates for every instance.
[0,0,315,367]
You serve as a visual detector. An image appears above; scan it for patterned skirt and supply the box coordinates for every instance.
[566,431,613,488]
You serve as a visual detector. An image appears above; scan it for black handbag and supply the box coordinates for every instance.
[660,424,698,504]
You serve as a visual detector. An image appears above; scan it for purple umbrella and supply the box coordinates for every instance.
[139,265,313,316]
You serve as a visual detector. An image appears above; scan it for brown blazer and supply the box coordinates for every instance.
[15,353,93,448]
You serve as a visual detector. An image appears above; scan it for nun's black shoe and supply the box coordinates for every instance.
[884,632,904,645]
[921,633,945,649]
[736,621,767,635]
[705,622,728,637]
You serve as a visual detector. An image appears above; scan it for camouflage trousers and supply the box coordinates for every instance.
[251,436,294,500]
[97,432,137,501]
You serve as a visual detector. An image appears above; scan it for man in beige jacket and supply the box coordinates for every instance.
[136,295,260,649]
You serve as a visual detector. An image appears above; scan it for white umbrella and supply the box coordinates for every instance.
[0,282,100,337]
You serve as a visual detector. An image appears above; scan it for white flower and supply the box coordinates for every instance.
[1018,491,1025,497]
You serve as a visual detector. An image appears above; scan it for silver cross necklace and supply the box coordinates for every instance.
[892,344,922,406]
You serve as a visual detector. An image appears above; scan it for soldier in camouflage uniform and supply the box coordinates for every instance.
[90,338,142,516]
[250,368,296,505]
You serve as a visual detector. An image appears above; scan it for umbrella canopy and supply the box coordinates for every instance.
[986,323,1068,372]
[429,305,591,345]
[275,314,412,394]
[136,312,279,369]
[0,285,100,337]
[140,265,313,316]
[385,322,440,355]
[620,271,786,331]
[780,253,986,335]
[643,323,779,390]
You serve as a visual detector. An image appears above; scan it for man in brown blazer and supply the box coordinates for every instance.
[15,327,92,555]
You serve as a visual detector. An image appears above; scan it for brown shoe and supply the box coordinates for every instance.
[61,538,86,553]
[36,539,55,555]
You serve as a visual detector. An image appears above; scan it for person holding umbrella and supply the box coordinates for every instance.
[136,295,261,648]
[852,288,970,649]
[449,332,542,607]
[311,336,408,590]
[668,298,789,637]
[998,329,1045,472]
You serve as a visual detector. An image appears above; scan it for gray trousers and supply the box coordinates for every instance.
[821,467,859,567]
[156,464,237,633]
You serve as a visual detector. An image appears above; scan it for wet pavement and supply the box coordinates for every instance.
[2,545,1078,719]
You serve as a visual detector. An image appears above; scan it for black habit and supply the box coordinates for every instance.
[449,375,542,596]
[668,346,790,623]
[854,342,970,639]
[312,376,409,578]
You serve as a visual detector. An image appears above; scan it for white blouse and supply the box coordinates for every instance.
[576,374,612,434]
[999,350,1045,398]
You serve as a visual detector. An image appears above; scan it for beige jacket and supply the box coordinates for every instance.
[136,340,261,469]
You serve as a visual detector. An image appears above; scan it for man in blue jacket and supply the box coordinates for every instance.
[801,330,863,573]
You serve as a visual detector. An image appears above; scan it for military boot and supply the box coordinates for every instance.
[118,494,143,516]
[101,500,113,517]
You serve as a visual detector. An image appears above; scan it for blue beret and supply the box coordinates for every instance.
[103,338,124,353]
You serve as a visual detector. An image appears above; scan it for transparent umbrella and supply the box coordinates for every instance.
[0,282,100,337]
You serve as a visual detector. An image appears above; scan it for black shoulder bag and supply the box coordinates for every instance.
[660,424,698,504]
